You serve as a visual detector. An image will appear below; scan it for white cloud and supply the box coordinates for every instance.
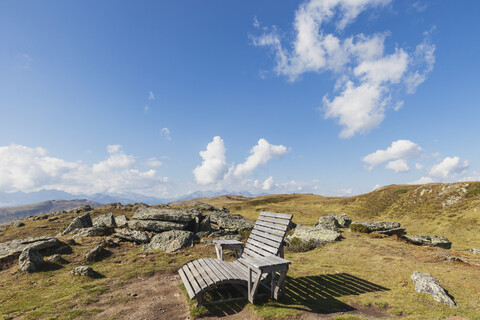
[385,159,410,173]
[253,0,435,138]
[429,156,469,179]
[262,176,275,191]
[362,139,422,169]
[372,184,382,191]
[193,136,228,185]
[160,128,171,141]
[0,144,169,196]
[415,163,423,170]
[233,138,288,178]
[410,176,434,185]
[145,157,163,167]
[253,16,260,28]
[148,91,155,100]
[338,188,353,195]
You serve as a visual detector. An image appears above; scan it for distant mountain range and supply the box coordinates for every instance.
[0,189,263,208]
[0,199,101,224]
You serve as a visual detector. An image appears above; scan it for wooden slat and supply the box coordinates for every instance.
[223,262,247,280]
[203,258,231,281]
[258,216,291,225]
[245,243,271,257]
[210,259,236,280]
[198,259,221,284]
[178,267,195,299]
[260,212,292,220]
[256,220,289,232]
[187,261,208,290]
[249,233,281,250]
[247,238,278,254]
[243,247,261,258]
[251,228,283,243]
[253,224,285,237]
[193,260,213,287]
[182,264,201,294]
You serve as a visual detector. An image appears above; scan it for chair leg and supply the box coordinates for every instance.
[274,270,287,300]
[248,267,262,304]
[196,293,203,307]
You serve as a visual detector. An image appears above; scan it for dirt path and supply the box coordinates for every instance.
[93,272,394,320]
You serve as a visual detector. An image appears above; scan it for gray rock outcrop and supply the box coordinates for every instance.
[143,230,193,253]
[132,207,200,222]
[0,236,62,264]
[60,212,93,235]
[19,247,44,272]
[85,245,107,262]
[70,226,113,237]
[47,254,68,264]
[115,215,129,228]
[286,225,341,250]
[114,228,150,244]
[195,202,214,211]
[128,220,187,233]
[93,213,116,228]
[315,214,352,230]
[411,271,456,307]
[406,235,452,249]
[70,266,95,277]
[351,221,401,233]
[209,209,254,232]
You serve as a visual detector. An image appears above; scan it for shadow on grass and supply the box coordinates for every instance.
[276,272,390,314]
[190,273,390,317]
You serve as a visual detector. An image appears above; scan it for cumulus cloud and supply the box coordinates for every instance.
[160,128,171,141]
[193,136,228,185]
[233,139,288,178]
[253,0,435,138]
[410,176,434,184]
[262,176,275,191]
[415,163,423,170]
[0,144,169,196]
[145,157,163,167]
[429,156,469,179]
[385,159,410,173]
[362,139,422,169]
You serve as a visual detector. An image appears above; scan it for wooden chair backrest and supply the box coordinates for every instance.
[242,212,292,260]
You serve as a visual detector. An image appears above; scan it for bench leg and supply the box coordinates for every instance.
[196,293,203,307]
[274,270,287,300]
[248,267,262,304]
[215,246,224,260]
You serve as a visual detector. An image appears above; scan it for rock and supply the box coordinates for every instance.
[195,231,210,239]
[143,230,193,253]
[19,247,44,272]
[406,235,452,249]
[314,214,340,231]
[54,245,73,255]
[48,217,59,222]
[70,226,113,237]
[115,215,129,228]
[93,213,117,228]
[209,209,254,232]
[114,228,150,244]
[132,207,200,222]
[68,205,93,214]
[376,227,406,236]
[70,266,95,277]
[351,221,401,233]
[469,248,480,254]
[411,271,456,307]
[0,236,62,265]
[85,245,108,262]
[286,225,341,252]
[60,212,93,236]
[13,221,25,227]
[47,254,68,264]
[99,237,121,247]
[127,220,187,233]
[195,202,214,211]
[32,214,49,221]
[198,215,211,232]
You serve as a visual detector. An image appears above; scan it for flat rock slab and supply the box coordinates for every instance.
[93,213,117,228]
[71,266,95,277]
[114,228,150,244]
[287,225,341,245]
[128,220,187,233]
[406,235,452,249]
[209,210,254,232]
[115,215,129,228]
[132,207,200,222]
[376,227,406,236]
[143,230,193,253]
[351,221,401,232]
[0,236,62,261]
[411,271,456,307]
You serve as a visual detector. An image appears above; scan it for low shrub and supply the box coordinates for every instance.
[287,237,319,253]
[395,188,408,194]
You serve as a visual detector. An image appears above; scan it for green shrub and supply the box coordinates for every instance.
[349,223,370,233]
[287,237,319,253]
[466,188,480,197]
[395,188,408,194]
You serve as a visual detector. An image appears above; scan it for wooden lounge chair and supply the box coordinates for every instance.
[178,212,293,306]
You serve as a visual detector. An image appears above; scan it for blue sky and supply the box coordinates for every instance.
[1,0,479,198]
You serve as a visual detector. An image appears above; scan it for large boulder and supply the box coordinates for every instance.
[315,213,352,230]
[114,228,150,244]
[127,220,187,233]
[70,226,113,237]
[0,236,62,267]
[406,235,452,249]
[411,271,456,307]
[115,215,129,228]
[209,209,254,232]
[132,207,200,222]
[84,245,108,262]
[195,202,215,211]
[143,230,193,253]
[350,221,401,233]
[71,266,95,277]
[61,212,93,235]
[18,247,44,272]
[286,225,341,252]
[93,213,116,228]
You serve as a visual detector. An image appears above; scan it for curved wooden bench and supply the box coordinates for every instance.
[179,212,293,305]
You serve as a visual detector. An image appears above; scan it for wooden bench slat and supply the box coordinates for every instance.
[257,216,291,226]
[256,220,289,232]
[210,258,236,280]
[182,264,202,294]
[253,224,285,237]
[203,258,232,282]
[198,259,221,284]
[245,243,272,257]
[247,238,278,254]
[242,247,261,259]
[188,261,208,290]
[260,212,292,220]
[178,267,195,299]
[250,228,283,243]
[249,233,281,249]
[193,260,213,287]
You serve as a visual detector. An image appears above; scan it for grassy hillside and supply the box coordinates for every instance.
[1,182,480,319]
